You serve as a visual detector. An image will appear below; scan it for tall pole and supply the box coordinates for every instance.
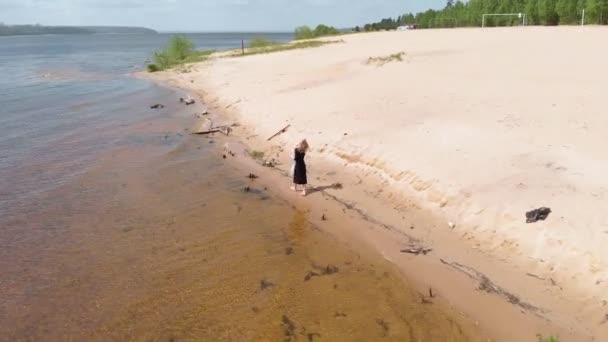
[581,9,585,26]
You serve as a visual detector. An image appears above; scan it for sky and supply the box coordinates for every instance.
[0,0,446,32]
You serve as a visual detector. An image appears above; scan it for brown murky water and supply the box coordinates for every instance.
[0,99,473,341]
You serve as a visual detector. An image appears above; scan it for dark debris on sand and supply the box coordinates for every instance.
[304,264,339,281]
[281,315,297,341]
[375,318,390,336]
[525,207,551,223]
[260,279,275,290]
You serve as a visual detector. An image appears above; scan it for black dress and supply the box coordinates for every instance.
[293,148,307,185]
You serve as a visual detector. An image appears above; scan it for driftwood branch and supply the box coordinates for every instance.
[267,124,291,141]
[526,273,545,281]
[225,99,241,109]
[194,129,220,135]
[193,124,232,136]
[400,246,432,255]
[215,126,232,135]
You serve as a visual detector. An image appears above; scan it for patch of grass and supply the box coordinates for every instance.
[249,150,265,159]
[366,52,406,66]
[147,36,215,72]
[147,64,160,72]
[182,50,215,63]
[249,36,277,48]
[231,40,341,58]
[536,334,559,342]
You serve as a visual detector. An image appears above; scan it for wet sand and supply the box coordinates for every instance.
[0,91,480,340]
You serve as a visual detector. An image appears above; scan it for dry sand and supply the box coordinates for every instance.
[145,26,608,340]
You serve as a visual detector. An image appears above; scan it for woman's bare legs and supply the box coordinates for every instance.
[290,184,307,196]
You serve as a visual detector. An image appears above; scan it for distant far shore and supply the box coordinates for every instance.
[0,25,157,36]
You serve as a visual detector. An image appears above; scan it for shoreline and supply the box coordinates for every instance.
[2,84,481,340]
[138,26,608,340]
[139,76,578,340]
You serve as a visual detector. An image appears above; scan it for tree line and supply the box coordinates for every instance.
[360,0,608,30]
[295,24,340,40]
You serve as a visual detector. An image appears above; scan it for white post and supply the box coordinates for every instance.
[581,9,585,26]
[482,14,486,28]
[518,12,526,26]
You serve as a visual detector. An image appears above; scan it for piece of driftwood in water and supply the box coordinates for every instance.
[216,126,232,135]
[193,118,213,134]
[194,111,209,118]
[267,124,291,141]
[194,129,221,135]
[304,271,321,281]
[193,124,232,136]
[260,279,275,290]
[194,127,224,135]
[180,97,196,104]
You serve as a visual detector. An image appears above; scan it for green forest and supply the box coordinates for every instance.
[362,0,608,30]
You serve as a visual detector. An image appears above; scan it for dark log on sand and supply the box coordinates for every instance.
[400,246,432,255]
[193,125,231,136]
[225,99,242,109]
[194,127,231,136]
[194,129,221,135]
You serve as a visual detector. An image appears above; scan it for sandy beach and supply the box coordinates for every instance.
[145,26,608,340]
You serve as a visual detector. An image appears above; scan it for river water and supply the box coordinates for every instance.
[0,32,293,211]
[0,33,473,341]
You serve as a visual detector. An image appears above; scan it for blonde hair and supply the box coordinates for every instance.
[296,139,309,153]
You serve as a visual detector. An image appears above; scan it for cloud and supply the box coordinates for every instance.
[1,0,445,31]
[0,0,28,9]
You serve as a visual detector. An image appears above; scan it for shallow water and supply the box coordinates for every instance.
[0,32,293,213]
[0,115,472,340]
[1,34,473,341]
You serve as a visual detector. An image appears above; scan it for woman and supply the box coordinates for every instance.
[291,139,309,196]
